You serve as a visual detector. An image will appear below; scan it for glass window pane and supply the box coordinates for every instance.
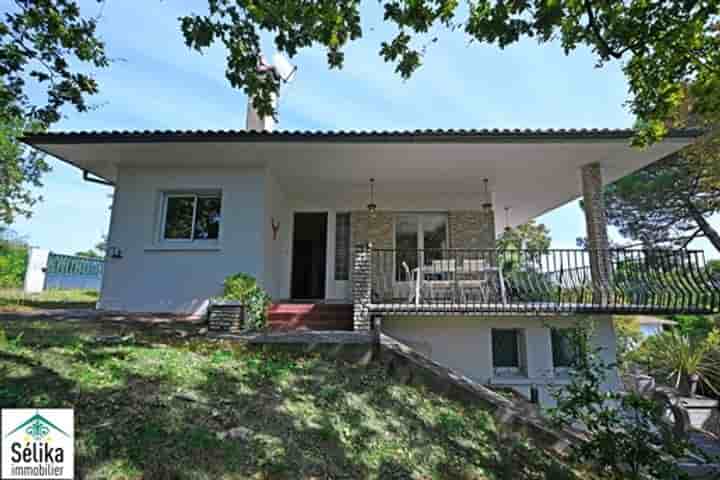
[422,214,447,265]
[552,329,576,368]
[395,215,419,281]
[194,197,222,240]
[164,197,195,239]
[492,330,519,367]
[335,213,350,280]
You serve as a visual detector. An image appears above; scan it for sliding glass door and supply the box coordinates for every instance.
[395,213,448,281]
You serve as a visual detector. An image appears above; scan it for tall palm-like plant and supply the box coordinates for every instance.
[637,329,720,396]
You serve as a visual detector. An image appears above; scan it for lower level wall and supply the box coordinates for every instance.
[381,314,619,406]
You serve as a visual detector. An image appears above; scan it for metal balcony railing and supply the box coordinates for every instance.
[368,248,720,314]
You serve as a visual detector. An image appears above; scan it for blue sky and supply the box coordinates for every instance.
[10,0,719,258]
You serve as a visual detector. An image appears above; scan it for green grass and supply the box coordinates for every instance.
[0,288,99,310]
[0,317,586,480]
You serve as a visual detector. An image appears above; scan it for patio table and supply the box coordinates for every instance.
[411,263,507,305]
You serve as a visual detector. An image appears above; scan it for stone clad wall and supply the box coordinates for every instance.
[448,210,496,250]
[349,210,496,250]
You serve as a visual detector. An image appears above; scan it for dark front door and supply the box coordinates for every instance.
[291,212,328,299]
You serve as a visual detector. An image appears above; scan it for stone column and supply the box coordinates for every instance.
[581,163,612,302]
[352,243,372,331]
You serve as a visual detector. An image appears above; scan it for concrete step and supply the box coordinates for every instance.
[268,303,353,331]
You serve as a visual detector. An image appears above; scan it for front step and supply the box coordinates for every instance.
[268,303,353,331]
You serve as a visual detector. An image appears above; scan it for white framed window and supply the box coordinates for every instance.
[160,192,222,241]
[492,328,527,377]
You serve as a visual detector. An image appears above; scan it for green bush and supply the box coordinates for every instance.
[0,242,28,288]
[670,314,715,339]
[218,273,271,330]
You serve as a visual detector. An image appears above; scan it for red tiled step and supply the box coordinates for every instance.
[268,303,353,331]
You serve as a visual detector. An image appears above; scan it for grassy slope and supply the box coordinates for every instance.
[0,288,99,311]
[0,318,582,480]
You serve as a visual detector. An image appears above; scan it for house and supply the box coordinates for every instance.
[24,124,719,404]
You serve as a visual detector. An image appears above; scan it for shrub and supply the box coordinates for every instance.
[0,241,28,288]
[670,314,715,339]
[633,328,720,396]
[550,322,692,479]
[614,316,643,373]
[218,273,271,330]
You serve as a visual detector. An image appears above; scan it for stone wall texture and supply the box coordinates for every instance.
[352,244,372,331]
[448,210,496,250]
[581,163,612,293]
[349,210,496,250]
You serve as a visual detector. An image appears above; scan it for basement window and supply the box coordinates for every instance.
[161,193,222,241]
[551,328,578,372]
[492,329,526,377]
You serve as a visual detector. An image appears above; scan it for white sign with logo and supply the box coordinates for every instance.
[1,409,74,479]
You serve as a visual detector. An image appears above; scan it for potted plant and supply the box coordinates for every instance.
[208,273,271,333]
[636,329,720,397]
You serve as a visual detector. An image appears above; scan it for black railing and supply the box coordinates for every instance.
[368,249,720,314]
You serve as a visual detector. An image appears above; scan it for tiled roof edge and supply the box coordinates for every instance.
[22,127,704,145]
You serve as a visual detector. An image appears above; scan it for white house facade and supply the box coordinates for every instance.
[25,128,719,404]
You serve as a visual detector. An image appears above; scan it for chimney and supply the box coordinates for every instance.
[245,53,296,132]
[246,94,277,132]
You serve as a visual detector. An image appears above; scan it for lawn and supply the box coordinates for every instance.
[0,288,99,311]
[0,316,584,480]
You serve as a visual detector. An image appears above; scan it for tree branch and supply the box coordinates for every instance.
[583,0,623,59]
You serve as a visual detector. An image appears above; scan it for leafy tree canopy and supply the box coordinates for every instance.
[0,0,109,224]
[74,249,101,258]
[0,116,49,223]
[604,140,720,253]
[181,0,720,143]
[497,220,551,252]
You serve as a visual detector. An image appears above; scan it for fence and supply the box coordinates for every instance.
[368,248,720,315]
[23,248,105,293]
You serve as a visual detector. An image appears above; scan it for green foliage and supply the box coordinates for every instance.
[613,316,642,373]
[671,314,716,339]
[1,1,109,223]
[634,328,720,395]
[550,321,691,479]
[218,273,271,329]
[497,220,551,252]
[0,230,27,288]
[604,150,720,253]
[182,1,719,145]
[0,116,50,224]
[1,0,110,127]
[74,249,102,258]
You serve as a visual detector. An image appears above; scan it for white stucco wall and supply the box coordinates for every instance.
[382,314,620,405]
[264,168,291,299]
[98,167,266,314]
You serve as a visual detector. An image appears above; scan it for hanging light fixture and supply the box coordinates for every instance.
[504,206,512,233]
[482,178,493,213]
[367,178,377,217]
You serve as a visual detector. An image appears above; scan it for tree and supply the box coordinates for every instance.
[496,220,551,252]
[0,115,49,223]
[604,151,720,253]
[181,1,720,143]
[550,321,693,479]
[74,249,101,258]
[1,0,109,223]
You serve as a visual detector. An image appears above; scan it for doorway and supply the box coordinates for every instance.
[291,212,328,299]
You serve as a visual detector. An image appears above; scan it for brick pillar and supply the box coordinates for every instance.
[352,243,372,331]
[581,163,612,302]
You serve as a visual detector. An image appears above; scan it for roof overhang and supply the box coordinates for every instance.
[23,128,702,228]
